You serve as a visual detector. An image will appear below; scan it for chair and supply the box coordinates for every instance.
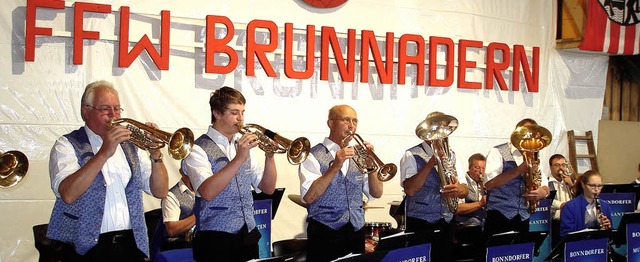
[272,238,307,262]
[33,223,68,262]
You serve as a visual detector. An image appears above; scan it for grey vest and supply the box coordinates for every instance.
[486,143,529,220]
[192,134,255,233]
[46,127,149,256]
[405,144,453,223]
[307,144,365,230]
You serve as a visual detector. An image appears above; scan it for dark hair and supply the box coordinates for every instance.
[515,118,537,129]
[209,86,246,123]
[549,154,566,167]
[468,153,486,167]
[574,170,601,196]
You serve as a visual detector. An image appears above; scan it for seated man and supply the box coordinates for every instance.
[455,153,487,227]
[160,170,195,251]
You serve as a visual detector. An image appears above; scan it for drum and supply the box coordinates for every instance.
[364,222,391,253]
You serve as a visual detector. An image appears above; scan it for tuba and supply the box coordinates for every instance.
[237,123,310,165]
[342,131,397,181]
[510,124,552,213]
[109,118,194,160]
[415,112,460,213]
[0,150,29,188]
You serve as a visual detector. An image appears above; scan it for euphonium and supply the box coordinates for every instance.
[109,118,194,160]
[415,112,460,213]
[0,150,29,188]
[510,124,552,213]
[341,131,397,181]
[237,123,310,165]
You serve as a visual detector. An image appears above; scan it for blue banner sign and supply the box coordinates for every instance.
[529,199,550,262]
[628,223,640,261]
[253,199,272,258]
[381,243,430,262]
[487,242,534,262]
[564,238,608,262]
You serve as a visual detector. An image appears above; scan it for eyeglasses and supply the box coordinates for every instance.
[85,105,124,114]
[331,117,358,125]
[552,163,568,168]
[586,184,604,188]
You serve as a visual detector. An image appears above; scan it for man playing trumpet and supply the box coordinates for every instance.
[181,86,277,262]
[47,80,169,261]
[298,105,383,262]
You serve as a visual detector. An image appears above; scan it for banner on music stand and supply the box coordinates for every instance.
[253,199,272,258]
[529,199,550,262]
[564,238,608,262]
[628,223,640,261]
[381,243,430,262]
[487,242,534,262]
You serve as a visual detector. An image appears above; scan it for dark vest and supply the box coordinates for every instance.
[192,134,255,233]
[46,127,148,256]
[486,143,529,220]
[306,143,365,230]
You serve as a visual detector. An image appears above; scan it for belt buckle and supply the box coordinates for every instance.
[112,233,125,244]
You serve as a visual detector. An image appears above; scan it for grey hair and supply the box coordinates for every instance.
[80,80,118,121]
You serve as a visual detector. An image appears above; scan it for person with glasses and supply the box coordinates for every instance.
[456,153,487,227]
[548,154,575,247]
[559,170,611,238]
[400,111,468,262]
[298,104,383,262]
[181,86,278,261]
[47,80,169,261]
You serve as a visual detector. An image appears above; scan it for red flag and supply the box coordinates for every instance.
[579,0,640,55]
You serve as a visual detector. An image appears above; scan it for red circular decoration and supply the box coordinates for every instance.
[302,0,348,8]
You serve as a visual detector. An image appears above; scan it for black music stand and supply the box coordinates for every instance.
[612,212,640,247]
[252,188,285,219]
[602,183,640,205]
[486,231,547,256]
[546,229,613,261]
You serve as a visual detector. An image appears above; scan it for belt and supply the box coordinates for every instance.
[99,230,133,244]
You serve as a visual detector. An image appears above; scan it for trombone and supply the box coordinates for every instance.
[0,150,29,188]
[109,118,194,160]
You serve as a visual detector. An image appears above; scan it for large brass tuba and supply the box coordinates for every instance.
[415,112,459,213]
[510,124,552,213]
[0,150,29,188]
[109,118,194,160]
[341,131,397,181]
[237,123,311,165]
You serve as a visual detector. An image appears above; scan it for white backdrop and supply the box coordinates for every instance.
[0,0,609,261]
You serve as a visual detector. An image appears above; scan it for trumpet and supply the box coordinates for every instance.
[341,131,397,181]
[237,123,310,165]
[0,150,29,188]
[510,124,552,213]
[109,118,194,160]
[415,112,460,213]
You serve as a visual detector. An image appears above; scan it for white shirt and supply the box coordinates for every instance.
[298,137,373,202]
[49,125,153,233]
[549,176,573,220]
[182,126,264,197]
[484,143,548,187]
[399,141,466,187]
[162,180,195,223]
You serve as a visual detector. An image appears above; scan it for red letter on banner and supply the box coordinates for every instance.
[457,39,483,89]
[397,34,425,85]
[485,42,510,90]
[73,2,111,65]
[428,36,454,87]
[512,45,539,92]
[320,27,356,82]
[246,20,277,77]
[118,7,170,70]
[25,0,64,61]
[284,23,315,79]
[360,31,394,84]
[205,15,237,74]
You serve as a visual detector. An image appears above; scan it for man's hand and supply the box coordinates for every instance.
[523,187,547,201]
[442,175,466,198]
[100,125,131,157]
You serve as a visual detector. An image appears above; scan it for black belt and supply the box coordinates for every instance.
[99,230,134,244]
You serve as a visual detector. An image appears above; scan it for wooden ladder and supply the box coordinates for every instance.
[567,130,598,175]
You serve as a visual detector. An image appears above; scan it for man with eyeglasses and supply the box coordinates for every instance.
[47,80,169,261]
[181,86,278,261]
[547,154,575,247]
[455,153,487,227]
[298,104,383,262]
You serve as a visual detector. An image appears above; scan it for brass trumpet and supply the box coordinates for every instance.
[510,124,552,213]
[109,118,194,160]
[341,131,397,182]
[0,150,29,188]
[415,112,460,213]
[237,123,310,165]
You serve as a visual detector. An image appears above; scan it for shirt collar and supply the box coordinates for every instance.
[322,137,341,153]
[84,125,102,144]
[206,125,240,147]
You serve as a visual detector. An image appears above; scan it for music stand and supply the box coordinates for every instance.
[252,188,285,219]
[602,183,640,206]
[546,229,613,261]
[486,231,547,256]
[612,212,640,247]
